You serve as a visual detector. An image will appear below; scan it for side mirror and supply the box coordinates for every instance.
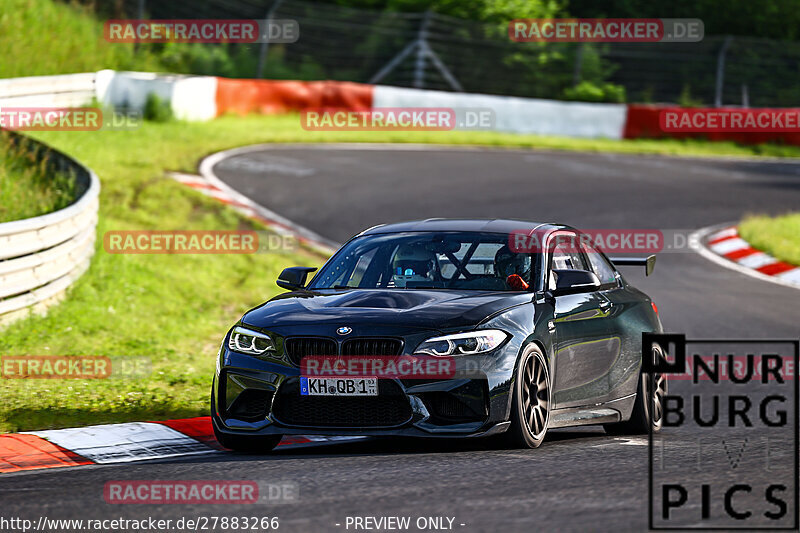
[277,267,317,291]
[550,269,601,296]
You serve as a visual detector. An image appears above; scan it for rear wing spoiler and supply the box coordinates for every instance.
[609,255,656,276]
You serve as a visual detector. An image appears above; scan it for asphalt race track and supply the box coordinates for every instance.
[212,145,800,337]
[3,145,799,532]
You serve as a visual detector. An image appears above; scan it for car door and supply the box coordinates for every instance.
[548,232,618,409]
[581,240,642,404]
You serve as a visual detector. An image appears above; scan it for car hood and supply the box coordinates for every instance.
[242,289,532,330]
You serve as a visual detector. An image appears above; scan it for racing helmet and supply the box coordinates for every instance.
[391,244,436,287]
[494,245,532,281]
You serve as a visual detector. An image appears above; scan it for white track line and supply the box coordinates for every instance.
[198,147,340,253]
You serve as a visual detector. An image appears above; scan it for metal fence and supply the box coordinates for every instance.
[100,0,800,107]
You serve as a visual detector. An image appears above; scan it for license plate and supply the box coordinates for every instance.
[300,377,377,396]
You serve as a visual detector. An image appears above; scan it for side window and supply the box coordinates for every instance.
[551,242,588,271]
[548,234,589,289]
[582,242,618,286]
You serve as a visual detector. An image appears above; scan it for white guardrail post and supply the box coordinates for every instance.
[0,132,100,326]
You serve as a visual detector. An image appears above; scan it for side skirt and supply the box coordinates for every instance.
[548,393,636,428]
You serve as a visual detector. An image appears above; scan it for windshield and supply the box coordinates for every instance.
[309,232,535,291]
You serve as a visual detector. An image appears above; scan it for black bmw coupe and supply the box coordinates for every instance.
[211,219,667,451]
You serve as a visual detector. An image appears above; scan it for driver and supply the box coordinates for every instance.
[494,245,532,289]
[391,244,437,288]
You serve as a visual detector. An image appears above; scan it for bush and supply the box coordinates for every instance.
[143,93,174,122]
[562,81,626,103]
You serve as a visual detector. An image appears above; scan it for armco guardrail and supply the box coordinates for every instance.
[0,132,99,326]
[0,73,96,108]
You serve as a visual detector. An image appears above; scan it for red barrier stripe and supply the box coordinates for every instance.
[215,197,254,209]
[215,78,373,117]
[708,233,738,245]
[184,182,222,192]
[154,416,224,451]
[757,261,797,276]
[624,104,800,147]
[154,417,312,450]
[0,417,326,474]
[725,247,759,261]
[0,434,93,473]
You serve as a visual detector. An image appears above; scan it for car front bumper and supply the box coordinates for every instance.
[211,332,519,439]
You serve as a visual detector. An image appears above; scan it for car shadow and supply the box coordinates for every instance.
[146,426,613,467]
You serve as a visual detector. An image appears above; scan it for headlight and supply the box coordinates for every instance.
[414,330,508,356]
[227,326,275,355]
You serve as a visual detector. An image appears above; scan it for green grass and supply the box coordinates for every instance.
[0,134,76,222]
[0,0,299,81]
[3,113,800,433]
[0,117,331,433]
[0,0,169,78]
[739,213,800,266]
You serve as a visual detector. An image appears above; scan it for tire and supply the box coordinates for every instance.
[503,343,551,448]
[604,341,668,435]
[211,388,282,453]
